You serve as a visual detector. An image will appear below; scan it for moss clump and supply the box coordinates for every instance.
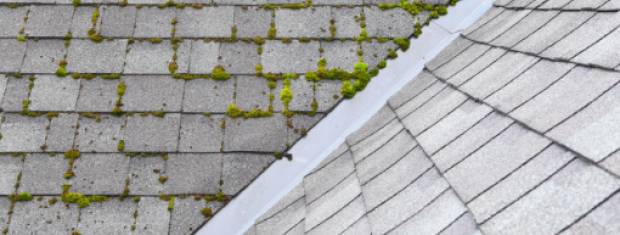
[354,62,368,71]
[352,70,371,91]
[201,207,213,217]
[55,67,67,77]
[101,74,120,79]
[244,109,273,119]
[299,37,311,43]
[212,66,231,80]
[152,110,164,118]
[226,103,244,118]
[89,34,103,43]
[168,196,175,211]
[378,60,387,69]
[148,38,163,44]
[118,140,125,151]
[158,176,168,184]
[282,38,293,43]
[370,67,379,77]
[92,9,99,26]
[8,192,33,202]
[46,112,59,121]
[118,81,126,96]
[268,22,277,39]
[133,196,140,202]
[280,77,293,111]
[388,48,398,59]
[305,71,318,82]
[253,37,266,45]
[71,73,80,79]
[73,0,80,6]
[49,197,58,205]
[341,80,356,98]
[394,38,410,52]
[64,149,80,160]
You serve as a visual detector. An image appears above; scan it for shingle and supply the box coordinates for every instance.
[182,78,234,113]
[1,78,28,112]
[547,84,620,162]
[223,115,287,152]
[573,27,620,69]
[447,47,506,86]
[541,12,620,60]
[134,197,170,235]
[309,142,348,174]
[433,44,491,80]
[346,104,396,146]
[356,131,417,184]
[234,6,272,38]
[485,60,575,113]
[10,196,79,235]
[491,10,558,48]
[538,0,573,9]
[235,75,270,111]
[125,40,190,74]
[0,114,48,152]
[134,7,176,38]
[468,144,574,223]
[75,77,119,112]
[129,0,168,4]
[331,7,362,38]
[0,198,9,231]
[24,6,73,37]
[70,6,102,39]
[218,41,260,74]
[562,192,620,234]
[0,78,6,105]
[361,147,433,210]
[0,155,22,194]
[269,0,311,3]
[214,0,268,4]
[468,9,532,43]
[601,151,620,177]
[306,196,366,235]
[418,100,492,155]
[394,81,447,118]
[128,156,166,195]
[288,114,324,145]
[438,213,479,235]
[0,7,26,38]
[304,151,355,203]
[563,0,608,9]
[350,118,404,163]
[461,7,504,36]
[221,153,274,195]
[44,113,78,152]
[275,7,331,38]
[66,39,127,73]
[0,39,26,73]
[164,153,221,195]
[341,216,372,235]
[493,0,514,6]
[273,77,315,112]
[21,40,67,73]
[511,67,620,132]
[402,86,468,136]
[445,124,551,202]
[481,159,620,234]
[361,39,396,70]
[314,79,343,112]
[285,221,304,235]
[100,6,137,37]
[169,197,215,235]
[179,114,224,152]
[526,0,547,7]
[506,0,535,7]
[388,71,437,110]
[314,0,363,4]
[306,173,361,230]
[176,6,235,38]
[365,7,415,38]
[256,183,305,223]
[256,198,305,235]
[77,198,137,234]
[367,168,450,235]
[600,0,620,10]
[390,190,467,235]
[74,114,125,152]
[513,11,594,55]
[460,52,539,99]
[19,154,68,194]
[189,41,219,74]
[262,40,320,74]
[124,113,181,152]
[28,75,81,112]
[121,75,185,112]
[70,153,129,195]
[321,40,359,72]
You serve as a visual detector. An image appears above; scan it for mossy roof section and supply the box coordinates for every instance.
[243,2,620,235]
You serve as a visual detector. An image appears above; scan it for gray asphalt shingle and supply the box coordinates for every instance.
[350,118,404,163]
[0,39,26,73]
[28,75,81,112]
[256,198,305,235]
[75,77,120,112]
[179,114,224,152]
[176,6,235,38]
[70,153,130,195]
[490,10,559,48]
[365,7,416,38]
[433,43,491,80]
[70,6,102,39]
[235,75,271,111]
[21,40,67,74]
[134,7,177,38]
[562,193,620,235]
[100,6,137,38]
[234,6,272,38]
[10,196,80,235]
[24,6,73,37]
[275,7,331,38]
[77,198,137,234]
[189,40,219,74]
[355,130,417,184]
[74,114,125,152]
[361,39,396,71]
[124,114,181,152]
[321,40,359,72]
[223,115,287,152]
[426,36,474,71]
[44,113,78,152]
[288,114,324,144]
[306,196,366,235]
[128,156,166,195]
[125,40,190,74]
[0,7,26,38]
[18,154,67,194]
[573,27,620,68]
[446,47,506,86]
[262,40,320,74]
[467,9,532,43]
[389,190,467,235]
[221,153,273,195]
[0,155,22,194]
[121,75,185,112]
[0,114,48,152]
[305,173,361,230]
[219,41,260,74]
[387,71,437,110]
[66,39,127,74]
[182,78,235,113]
[304,151,355,203]
[331,7,363,38]
[164,153,221,195]
[395,81,447,118]
[402,86,468,136]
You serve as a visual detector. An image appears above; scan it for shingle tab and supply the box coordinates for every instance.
[485,60,575,113]
[304,151,355,203]
[275,7,331,38]
[179,114,224,152]
[367,168,449,235]
[77,198,137,234]
[44,113,78,152]
[178,7,235,38]
[0,7,26,38]
[402,86,468,136]
[189,41,219,74]
[0,155,22,194]
[19,154,67,194]
[447,47,506,86]
[169,197,216,235]
[221,153,274,195]
[444,124,551,202]
[573,27,620,68]
[234,6,271,38]
[70,153,130,195]
[273,77,315,112]
[389,190,467,235]
[134,7,177,38]
[256,183,305,223]
[438,213,479,235]
[66,39,127,73]
[341,216,372,235]
[433,44,490,80]
[305,173,361,230]
[511,67,620,133]
[365,7,415,38]
[75,77,120,112]
[490,10,558,48]
[467,9,532,43]
[74,114,125,152]
[314,79,343,112]
[262,40,320,74]
[235,75,271,111]
[125,40,190,74]
[100,6,137,37]
[182,78,234,113]
[481,159,620,235]
[461,7,505,36]
[164,153,222,195]
[70,6,102,39]
[467,144,574,223]
[124,113,181,152]
[309,143,348,174]
[356,131,417,184]
[306,196,366,235]
[10,196,79,235]
[0,39,26,73]
[426,37,474,71]
[28,75,81,112]
[256,198,305,235]
[0,114,48,152]
[121,75,185,112]
[538,0,573,9]
[361,39,396,71]
[223,115,287,152]
[388,71,437,110]
[350,118,404,163]
[321,40,359,72]
[0,198,9,232]
[395,81,447,118]
[332,7,362,38]
[128,156,165,195]
[601,151,620,177]
[24,6,73,37]
[562,193,620,234]
[134,197,170,235]
[288,114,324,145]
[219,42,260,74]
[21,40,67,73]
[347,105,396,146]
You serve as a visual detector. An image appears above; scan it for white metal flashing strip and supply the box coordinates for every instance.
[198,0,495,234]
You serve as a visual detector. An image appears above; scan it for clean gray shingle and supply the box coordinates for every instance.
[306,196,366,235]
[389,190,467,235]
[262,40,320,74]
[164,153,222,195]
[346,104,396,146]
[402,86,468,136]
[490,10,559,48]
[10,196,79,235]
[332,7,363,38]
[223,115,287,152]
[275,7,331,38]
[433,44,490,80]
[125,40,190,74]
[0,114,48,152]
[219,41,260,74]
[538,0,574,9]
[438,213,479,235]
[74,114,125,153]
[600,0,620,10]
[0,155,22,194]
[365,7,416,38]
[70,153,130,195]
[0,39,26,73]
[305,173,361,230]
[256,183,305,223]
[121,75,185,112]
[467,9,532,43]
[355,131,417,184]
[0,7,27,37]
[179,114,224,152]
[309,143,348,174]
[562,193,620,234]
[234,6,272,38]
[572,27,620,68]
[24,6,73,37]
[461,7,505,36]
[21,40,67,73]
[77,198,137,234]
[128,156,165,195]
[235,75,270,111]
[563,0,608,9]
[388,71,437,110]
[176,6,235,38]
[350,118,404,163]
[75,77,120,112]
[395,81,447,118]
[66,39,127,73]
[304,151,355,203]
[221,153,274,195]
[44,113,78,152]
[134,7,176,38]
[341,216,372,235]
[182,78,235,113]
[28,75,81,112]
[124,113,181,152]
[189,41,219,74]
[427,36,475,71]
[321,40,359,72]
[100,6,137,37]
[447,47,506,86]
[601,151,620,177]
[256,198,305,235]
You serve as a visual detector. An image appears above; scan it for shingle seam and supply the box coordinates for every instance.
[599,148,620,168]
[411,95,469,137]
[435,211,472,235]
[254,196,306,229]
[506,0,536,8]
[281,219,305,235]
[491,10,562,48]
[303,148,350,178]
[427,36,478,73]
[397,84,450,118]
[359,145,428,189]
[556,189,620,234]
[465,8,507,36]
[478,157,578,226]
[478,56,541,100]
[382,187,453,235]
[346,116,398,146]
[336,215,365,235]
[353,128,414,164]
[304,170,357,206]
[453,49,509,88]
[426,69,620,180]
[423,110,494,157]
[388,79,440,111]
[364,166,435,214]
[305,194,366,234]
[485,9,538,43]
[464,142,554,204]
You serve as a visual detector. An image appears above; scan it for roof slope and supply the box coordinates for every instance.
[243,1,620,234]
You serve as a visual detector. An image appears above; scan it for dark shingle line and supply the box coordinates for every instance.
[381,187,452,235]
[359,145,426,189]
[281,219,305,235]
[600,148,620,169]
[433,38,492,80]
[556,189,620,234]
[497,0,617,11]
[302,145,350,178]
[435,211,475,235]
[406,93,469,137]
[388,79,440,110]
[478,55,541,100]
[464,8,507,36]
[352,128,412,164]
[423,109,494,158]
[336,215,366,235]
[304,170,356,206]
[305,194,365,234]
[346,114,397,147]
[396,84,449,118]
[364,166,434,214]
[254,196,305,229]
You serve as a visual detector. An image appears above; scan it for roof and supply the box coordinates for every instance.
[242,0,620,234]
[0,0,448,234]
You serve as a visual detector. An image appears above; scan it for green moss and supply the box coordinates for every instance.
[226,103,244,118]
[49,197,58,205]
[268,23,276,39]
[73,0,80,6]
[370,67,379,77]
[378,60,387,69]
[118,140,124,151]
[388,48,397,59]
[64,149,80,160]
[341,80,356,98]
[430,11,439,19]
[281,38,293,43]
[152,110,164,118]
[16,35,26,42]
[171,37,182,44]
[253,37,266,45]
[394,38,410,52]
[158,176,168,184]
[118,81,126,96]
[46,112,59,121]
[148,38,163,43]
[89,34,103,42]
[215,190,227,202]
[101,74,120,79]
[62,184,72,191]
[256,63,263,75]
[92,9,99,26]
[244,109,273,118]
[8,192,33,202]
[354,62,368,71]
[168,196,175,211]
[280,77,293,110]
[212,66,232,80]
[201,207,213,217]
